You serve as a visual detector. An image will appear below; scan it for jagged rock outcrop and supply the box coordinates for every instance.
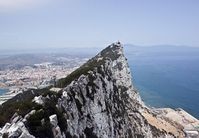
[56,42,172,138]
[49,114,63,138]
[0,42,187,138]
[0,113,35,138]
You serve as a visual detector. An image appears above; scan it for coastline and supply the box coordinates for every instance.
[3,86,198,136]
[141,107,199,137]
[0,88,8,95]
[0,88,10,104]
[0,87,24,104]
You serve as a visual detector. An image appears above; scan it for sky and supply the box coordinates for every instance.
[0,0,199,50]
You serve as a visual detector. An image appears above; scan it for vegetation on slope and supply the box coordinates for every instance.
[0,88,48,126]
[56,44,121,88]
[0,43,122,136]
[26,91,67,138]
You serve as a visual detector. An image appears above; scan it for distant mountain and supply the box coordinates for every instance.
[124,44,199,57]
[0,53,89,70]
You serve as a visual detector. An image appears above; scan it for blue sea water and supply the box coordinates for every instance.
[0,88,8,95]
[1,45,199,119]
[124,45,199,118]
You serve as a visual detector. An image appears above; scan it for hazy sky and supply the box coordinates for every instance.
[0,0,199,50]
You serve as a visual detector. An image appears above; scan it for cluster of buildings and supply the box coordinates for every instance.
[0,55,88,104]
[0,59,87,92]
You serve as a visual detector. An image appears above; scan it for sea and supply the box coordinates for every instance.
[0,88,8,95]
[0,45,199,119]
[124,45,199,118]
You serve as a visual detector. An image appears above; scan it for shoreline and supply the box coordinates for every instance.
[141,107,199,137]
[0,87,30,104]
[1,85,199,135]
[0,88,17,104]
[0,88,9,95]
[136,86,199,119]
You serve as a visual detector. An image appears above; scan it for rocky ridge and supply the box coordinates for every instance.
[0,42,198,138]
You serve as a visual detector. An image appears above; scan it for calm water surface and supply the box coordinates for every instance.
[124,45,199,118]
[0,88,8,95]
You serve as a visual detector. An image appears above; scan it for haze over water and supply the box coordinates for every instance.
[1,0,199,117]
[124,45,199,118]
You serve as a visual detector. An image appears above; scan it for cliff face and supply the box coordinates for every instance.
[57,42,157,138]
[0,42,182,138]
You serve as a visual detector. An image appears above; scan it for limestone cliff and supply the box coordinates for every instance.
[55,42,175,138]
[0,42,187,138]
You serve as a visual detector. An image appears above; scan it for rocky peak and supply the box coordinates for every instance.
[54,42,173,137]
[58,42,137,137]
[0,42,185,138]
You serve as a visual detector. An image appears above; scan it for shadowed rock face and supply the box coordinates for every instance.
[0,42,177,138]
[58,43,137,137]
[56,42,174,138]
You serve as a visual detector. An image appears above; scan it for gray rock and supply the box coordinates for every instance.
[49,114,65,138]
[56,42,175,138]
[0,42,182,138]
[49,114,58,127]
[0,115,35,138]
[19,132,35,138]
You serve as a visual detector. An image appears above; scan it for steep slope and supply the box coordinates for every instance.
[0,42,184,138]
[56,42,157,137]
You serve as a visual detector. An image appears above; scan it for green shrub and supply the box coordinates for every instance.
[26,110,53,138]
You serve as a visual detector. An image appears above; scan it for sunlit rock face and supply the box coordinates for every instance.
[0,113,35,138]
[0,42,177,138]
[56,42,174,138]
